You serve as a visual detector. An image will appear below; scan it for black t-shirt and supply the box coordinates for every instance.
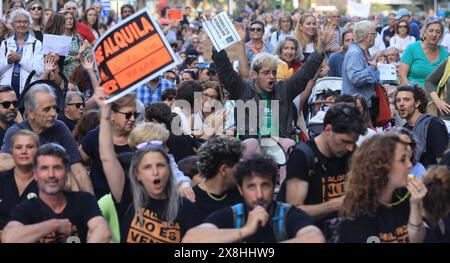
[204,201,314,243]
[278,140,348,228]
[33,30,43,43]
[1,120,82,165]
[7,191,101,243]
[337,189,410,243]
[404,118,448,167]
[59,115,77,132]
[192,185,243,222]
[114,179,201,243]
[166,133,198,163]
[0,169,38,229]
[81,127,131,199]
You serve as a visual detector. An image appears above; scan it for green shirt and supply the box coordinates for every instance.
[401,41,448,88]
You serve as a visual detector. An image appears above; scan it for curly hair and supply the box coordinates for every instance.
[423,166,450,221]
[342,135,405,219]
[197,135,244,179]
[395,85,428,112]
[235,154,279,187]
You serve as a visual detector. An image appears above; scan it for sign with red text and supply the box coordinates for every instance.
[94,8,180,103]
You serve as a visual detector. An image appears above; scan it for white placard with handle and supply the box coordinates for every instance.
[202,12,241,52]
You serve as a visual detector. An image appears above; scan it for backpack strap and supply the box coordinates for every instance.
[293,142,316,177]
[272,201,292,242]
[231,203,245,229]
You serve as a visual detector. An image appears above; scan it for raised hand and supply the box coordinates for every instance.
[317,24,337,54]
[44,55,57,72]
[407,178,427,205]
[234,22,247,42]
[244,206,269,235]
[82,56,94,71]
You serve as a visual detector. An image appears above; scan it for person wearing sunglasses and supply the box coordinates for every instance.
[79,93,137,200]
[26,1,43,43]
[389,20,415,56]
[0,85,18,147]
[245,20,273,65]
[60,91,85,132]
[0,84,94,195]
[337,134,428,243]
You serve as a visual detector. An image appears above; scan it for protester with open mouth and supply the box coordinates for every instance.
[96,89,199,243]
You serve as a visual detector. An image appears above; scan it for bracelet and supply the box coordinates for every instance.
[407,221,424,230]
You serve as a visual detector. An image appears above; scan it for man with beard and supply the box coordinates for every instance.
[395,85,448,167]
[0,84,94,194]
[2,144,110,243]
[0,85,18,147]
[277,103,366,240]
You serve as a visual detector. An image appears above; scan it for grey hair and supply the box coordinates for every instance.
[64,1,77,10]
[386,46,400,56]
[9,8,32,26]
[275,36,304,63]
[65,91,84,105]
[353,20,375,43]
[251,52,279,73]
[128,146,179,224]
[24,84,56,112]
[421,17,445,41]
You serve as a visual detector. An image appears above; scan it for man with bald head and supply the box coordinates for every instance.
[326,10,343,53]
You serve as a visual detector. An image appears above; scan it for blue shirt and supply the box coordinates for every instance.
[341,44,380,104]
[328,51,345,77]
[135,77,176,105]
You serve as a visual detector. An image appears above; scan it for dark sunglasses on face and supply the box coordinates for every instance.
[30,6,42,11]
[0,100,18,109]
[250,27,263,32]
[114,110,139,120]
[67,102,85,109]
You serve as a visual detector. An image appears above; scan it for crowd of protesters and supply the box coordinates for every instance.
[0,0,449,243]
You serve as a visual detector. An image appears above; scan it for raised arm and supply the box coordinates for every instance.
[235,23,250,80]
[97,91,126,202]
[425,59,450,115]
[211,49,246,99]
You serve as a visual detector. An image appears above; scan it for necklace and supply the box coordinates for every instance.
[199,183,228,201]
[380,191,410,208]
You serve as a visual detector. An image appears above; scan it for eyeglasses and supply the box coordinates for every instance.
[30,6,42,11]
[14,20,30,25]
[398,25,408,28]
[67,102,85,109]
[114,110,139,120]
[250,27,263,32]
[136,140,164,150]
[281,20,291,23]
[0,100,18,109]
[369,32,377,36]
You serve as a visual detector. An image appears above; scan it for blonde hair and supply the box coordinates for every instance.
[128,122,170,150]
[295,14,318,51]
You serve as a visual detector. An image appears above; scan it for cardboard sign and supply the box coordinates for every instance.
[42,34,72,56]
[167,9,183,21]
[202,38,240,63]
[94,8,180,103]
[202,12,241,52]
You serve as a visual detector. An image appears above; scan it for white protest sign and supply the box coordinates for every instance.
[378,63,397,81]
[347,0,371,19]
[202,12,241,52]
[42,34,72,56]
